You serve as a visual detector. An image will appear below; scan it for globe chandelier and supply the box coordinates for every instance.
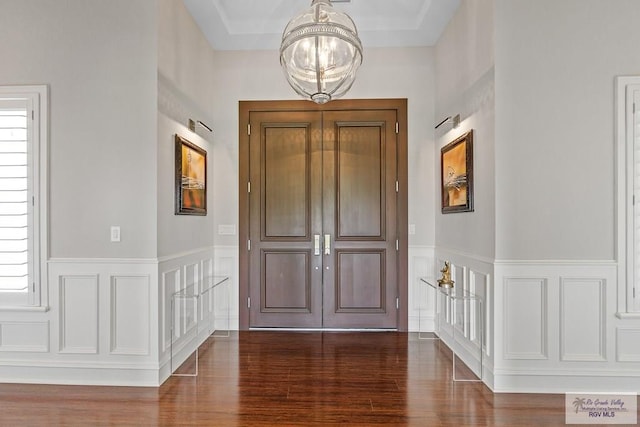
[280,0,363,104]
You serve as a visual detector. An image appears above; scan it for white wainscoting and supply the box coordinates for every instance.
[493,260,640,393]
[408,246,435,332]
[0,258,159,386]
[212,246,239,331]
[157,246,238,383]
[433,248,495,382]
[0,248,238,387]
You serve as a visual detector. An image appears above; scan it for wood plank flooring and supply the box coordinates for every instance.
[0,331,618,426]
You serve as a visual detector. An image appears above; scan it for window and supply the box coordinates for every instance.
[617,77,640,314]
[0,86,47,307]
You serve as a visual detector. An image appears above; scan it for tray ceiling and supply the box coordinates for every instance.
[183,0,461,51]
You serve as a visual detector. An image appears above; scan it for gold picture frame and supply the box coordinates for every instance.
[175,134,207,215]
[441,130,473,213]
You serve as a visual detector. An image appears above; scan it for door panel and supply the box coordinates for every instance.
[264,127,309,238]
[336,250,384,311]
[263,251,311,311]
[337,126,384,238]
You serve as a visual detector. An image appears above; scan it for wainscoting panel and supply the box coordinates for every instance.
[161,268,181,353]
[109,275,150,356]
[0,322,49,352]
[560,278,606,362]
[408,246,435,332]
[470,270,489,354]
[503,278,548,360]
[616,327,640,362]
[59,275,99,354]
[213,246,239,331]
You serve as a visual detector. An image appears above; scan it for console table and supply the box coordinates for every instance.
[170,275,230,377]
[419,277,483,382]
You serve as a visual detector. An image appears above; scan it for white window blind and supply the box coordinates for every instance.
[0,100,29,294]
[0,86,46,307]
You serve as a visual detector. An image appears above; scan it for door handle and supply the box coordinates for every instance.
[314,234,321,255]
[324,234,331,255]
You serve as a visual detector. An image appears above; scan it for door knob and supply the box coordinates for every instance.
[324,234,331,255]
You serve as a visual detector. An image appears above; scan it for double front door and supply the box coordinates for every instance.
[240,100,407,329]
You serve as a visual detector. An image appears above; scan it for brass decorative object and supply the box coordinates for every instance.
[437,261,454,288]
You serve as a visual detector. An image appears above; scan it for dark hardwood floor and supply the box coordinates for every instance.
[0,331,616,426]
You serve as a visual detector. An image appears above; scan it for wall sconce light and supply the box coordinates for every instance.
[188,119,213,133]
[434,114,460,130]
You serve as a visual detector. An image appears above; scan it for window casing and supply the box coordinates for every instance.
[617,77,640,314]
[0,86,47,307]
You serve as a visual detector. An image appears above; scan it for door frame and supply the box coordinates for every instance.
[238,99,408,331]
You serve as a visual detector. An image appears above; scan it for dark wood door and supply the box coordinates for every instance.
[241,100,407,330]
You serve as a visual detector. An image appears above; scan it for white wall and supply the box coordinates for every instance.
[494,0,640,261]
[157,0,216,258]
[434,0,495,260]
[0,0,158,259]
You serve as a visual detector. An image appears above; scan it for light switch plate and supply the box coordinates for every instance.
[218,224,236,235]
[110,226,121,242]
[409,224,416,235]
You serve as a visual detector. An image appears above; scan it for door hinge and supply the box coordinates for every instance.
[395,239,399,251]
[247,239,251,251]
[32,282,35,293]
[247,123,251,135]
[31,110,34,120]
[32,196,35,206]
[248,182,251,193]
[634,102,636,114]
[247,297,251,308]
[395,122,399,134]
[395,181,399,193]
[396,297,399,310]
[634,287,636,298]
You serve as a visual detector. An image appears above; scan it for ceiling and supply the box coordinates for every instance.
[183,0,461,51]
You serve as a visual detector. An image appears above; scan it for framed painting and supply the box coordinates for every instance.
[175,134,207,215]
[441,130,473,213]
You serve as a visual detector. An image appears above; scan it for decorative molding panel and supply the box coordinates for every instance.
[616,327,640,362]
[0,321,49,352]
[504,278,548,360]
[470,270,489,353]
[560,278,606,362]
[185,262,200,288]
[161,268,181,352]
[213,245,240,331]
[109,275,150,355]
[59,275,99,354]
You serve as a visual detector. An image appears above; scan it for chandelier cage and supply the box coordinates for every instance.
[280,0,363,104]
